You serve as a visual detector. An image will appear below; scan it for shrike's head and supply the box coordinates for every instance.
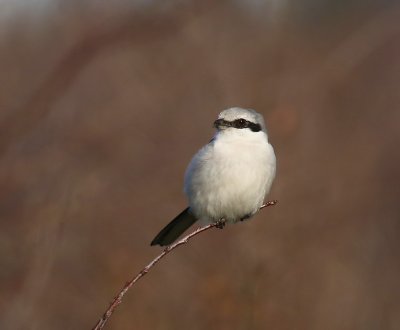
[214,107,267,138]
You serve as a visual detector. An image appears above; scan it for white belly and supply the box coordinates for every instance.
[184,136,276,223]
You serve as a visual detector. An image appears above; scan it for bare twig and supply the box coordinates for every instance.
[91,200,278,330]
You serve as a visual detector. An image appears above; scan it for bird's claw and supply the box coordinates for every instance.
[215,219,226,229]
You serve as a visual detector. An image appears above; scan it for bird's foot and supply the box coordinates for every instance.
[215,219,226,229]
[240,214,252,222]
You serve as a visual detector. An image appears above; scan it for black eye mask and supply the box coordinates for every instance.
[214,118,262,132]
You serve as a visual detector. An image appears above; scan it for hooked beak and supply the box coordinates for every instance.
[214,119,230,129]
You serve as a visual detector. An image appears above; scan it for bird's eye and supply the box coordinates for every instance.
[235,118,247,127]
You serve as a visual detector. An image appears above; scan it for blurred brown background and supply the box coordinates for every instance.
[1,1,399,329]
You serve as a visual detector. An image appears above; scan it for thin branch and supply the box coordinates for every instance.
[91,200,278,330]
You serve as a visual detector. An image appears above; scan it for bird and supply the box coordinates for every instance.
[151,107,276,246]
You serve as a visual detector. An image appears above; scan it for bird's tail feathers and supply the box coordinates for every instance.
[150,208,197,246]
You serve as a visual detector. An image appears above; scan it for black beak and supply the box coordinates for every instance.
[214,119,229,129]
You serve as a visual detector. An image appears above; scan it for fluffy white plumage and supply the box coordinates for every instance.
[151,107,276,246]
[184,107,276,224]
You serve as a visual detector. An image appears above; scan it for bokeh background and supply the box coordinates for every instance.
[1,1,399,329]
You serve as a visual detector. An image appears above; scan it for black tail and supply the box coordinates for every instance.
[151,208,198,246]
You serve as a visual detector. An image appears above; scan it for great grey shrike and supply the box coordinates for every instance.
[151,107,276,246]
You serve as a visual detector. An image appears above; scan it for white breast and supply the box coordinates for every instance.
[184,132,276,224]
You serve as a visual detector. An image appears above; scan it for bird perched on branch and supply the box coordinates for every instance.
[151,107,276,246]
